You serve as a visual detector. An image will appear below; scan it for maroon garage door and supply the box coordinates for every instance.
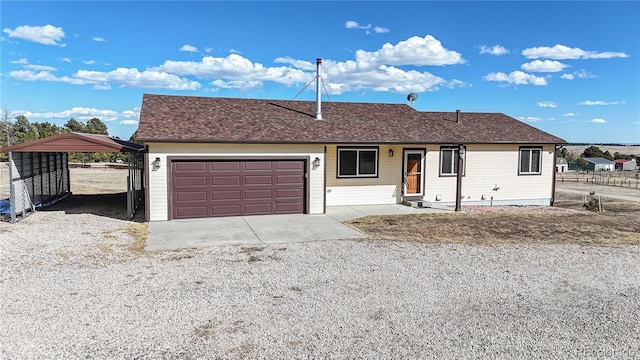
[171,160,305,219]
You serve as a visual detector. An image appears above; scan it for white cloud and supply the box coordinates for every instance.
[13,107,119,121]
[589,118,606,123]
[355,35,464,67]
[24,64,57,71]
[61,57,71,63]
[522,44,628,60]
[562,112,578,117]
[274,57,316,71]
[154,54,308,87]
[483,71,547,85]
[93,37,105,42]
[579,100,625,106]
[205,47,213,53]
[537,101,557,108]
[74,68,202,90]
[83,60,96,65]
[345,21,370,30]
[521,60,569,72]
[11,58,28,64]
[479,45,509,56]
[561,70,596,80]
[518,116,543,122]
[345,20,389,34]
[9,68,201,91]
[7,34,467,95]
[2,24,65,46]
[229,49,241,54]
[119,120,138,125]
[180,44,198,52]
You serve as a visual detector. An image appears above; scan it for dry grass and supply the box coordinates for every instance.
[347,205,640,246]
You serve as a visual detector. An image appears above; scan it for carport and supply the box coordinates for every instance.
[1,132,145,223]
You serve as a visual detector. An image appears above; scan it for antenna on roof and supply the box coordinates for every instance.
[407,93,418,106]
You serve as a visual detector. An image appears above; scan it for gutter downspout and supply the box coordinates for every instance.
[315,58,323,120]
[455,144,464,211]
[552,144,560,206]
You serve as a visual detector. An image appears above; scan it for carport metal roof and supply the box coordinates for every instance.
[0,132,144,153]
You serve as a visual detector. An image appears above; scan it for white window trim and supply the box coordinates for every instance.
[337,147,379,178]
[439,146,465,176]
[519,147,543,175]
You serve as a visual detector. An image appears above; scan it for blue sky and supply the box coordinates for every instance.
[1,1,639,144]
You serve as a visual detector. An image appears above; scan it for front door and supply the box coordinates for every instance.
[403,150,425,197]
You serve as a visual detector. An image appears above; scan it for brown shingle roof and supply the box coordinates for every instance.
[138,94,566,144]
[0,132,144,153]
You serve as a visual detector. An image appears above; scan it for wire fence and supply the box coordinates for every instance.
[558,174,640,189]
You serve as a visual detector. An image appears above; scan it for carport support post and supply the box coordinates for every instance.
[455,144,464,212]
[8,151,16,223]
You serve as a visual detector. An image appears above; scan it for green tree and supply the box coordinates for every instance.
[85,118,108,135]
[65,118,86,133]
[582,145,606,158]
[13,115,39,143]
[603,150,613,160]
[129,129,139,144]
[34,122,64,138]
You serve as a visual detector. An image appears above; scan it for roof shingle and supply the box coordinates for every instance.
[138,94,566,144]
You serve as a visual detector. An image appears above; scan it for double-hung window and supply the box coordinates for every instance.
[337,147,378,178]
[519,147,542,175]
[440,146,464,176]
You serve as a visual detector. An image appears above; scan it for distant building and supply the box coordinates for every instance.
[584,157,615,172]
[556,158,568,172]
[614,159,637,171]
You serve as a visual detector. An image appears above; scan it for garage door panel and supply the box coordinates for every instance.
[245,175,272,185]
[276,174,303,185]
[172,160,305,219]
[174,162,207,172]
[275,161,303,171]
[211,175,241,186]
[211,190,241,200]
[175,176,207,187]
[176,206,208,218]
[210,205,241,217]
[276,203,303,213]
[210,162,240,171]
[244,189,273,200]
[244,162,273,171]
[243,203,274,215]
[176,191,207,202]
[276,188,302,199]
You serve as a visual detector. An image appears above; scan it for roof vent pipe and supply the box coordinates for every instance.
[456,109,460,123]
[315,58,323,120]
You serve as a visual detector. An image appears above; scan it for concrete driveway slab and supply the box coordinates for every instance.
[147,217,261,250]
[145,204,453,251]
[243,214,365,243]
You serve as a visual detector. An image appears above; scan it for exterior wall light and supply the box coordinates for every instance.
[313,157,321,167]
[388,149,394,157]
[152,157,161,171]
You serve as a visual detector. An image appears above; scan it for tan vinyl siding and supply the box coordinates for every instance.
[326,143,555,207]
[326,145,403,206]
[425,144,554,204]
[147,143,325,221]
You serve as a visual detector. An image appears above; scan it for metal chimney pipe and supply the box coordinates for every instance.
[456,109,460,123]
[315,58,323,120]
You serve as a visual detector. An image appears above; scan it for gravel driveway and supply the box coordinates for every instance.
[1,211,639,359]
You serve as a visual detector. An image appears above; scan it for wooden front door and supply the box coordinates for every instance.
[404,150,424,196]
